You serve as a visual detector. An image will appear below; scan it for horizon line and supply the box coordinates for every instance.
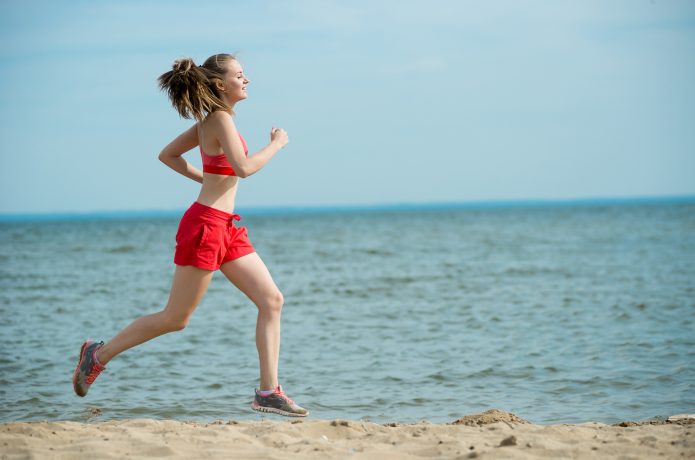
[1,194,694,223]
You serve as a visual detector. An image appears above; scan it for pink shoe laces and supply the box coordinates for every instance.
[85,347,105,384]
[274,386,295,405]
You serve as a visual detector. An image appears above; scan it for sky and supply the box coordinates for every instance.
[1,0,694,215]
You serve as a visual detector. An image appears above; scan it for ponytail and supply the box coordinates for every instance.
[158,57,231,121]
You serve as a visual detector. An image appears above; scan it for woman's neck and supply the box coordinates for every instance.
[221,94,238,113]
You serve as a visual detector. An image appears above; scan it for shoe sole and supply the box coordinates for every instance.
[72,340,91,397]
[251,401,309,417]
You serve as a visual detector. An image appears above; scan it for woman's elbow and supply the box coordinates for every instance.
[236,165,253,178]
[158,150,177,165]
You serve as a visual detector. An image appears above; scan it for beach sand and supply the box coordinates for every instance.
[1,410,693,459]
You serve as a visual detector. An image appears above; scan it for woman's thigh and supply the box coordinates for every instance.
[219,252,282,308]
[163,264,215,321]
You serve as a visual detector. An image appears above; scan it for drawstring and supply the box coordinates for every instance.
[228,214,241,227]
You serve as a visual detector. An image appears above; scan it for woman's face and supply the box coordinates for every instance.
[222,59,249,102]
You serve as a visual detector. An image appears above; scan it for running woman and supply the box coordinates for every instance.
[72,53,309,417]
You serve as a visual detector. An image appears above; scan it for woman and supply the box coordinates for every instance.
[72,53,308,417]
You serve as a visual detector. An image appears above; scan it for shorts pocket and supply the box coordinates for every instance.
[176,222,208,249]
[198,225,210,246]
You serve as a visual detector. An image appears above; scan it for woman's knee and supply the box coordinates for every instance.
[160,309,192,332]
[168,318,189,332]
[259,290,284,315]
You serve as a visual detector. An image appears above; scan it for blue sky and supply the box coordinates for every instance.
[1,0,694,214]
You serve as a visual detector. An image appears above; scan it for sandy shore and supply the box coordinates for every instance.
[1,410,693,459]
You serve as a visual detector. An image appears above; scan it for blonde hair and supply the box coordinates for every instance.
[157,53,237,120]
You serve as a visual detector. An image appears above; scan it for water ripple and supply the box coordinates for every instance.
[1,203,694,424]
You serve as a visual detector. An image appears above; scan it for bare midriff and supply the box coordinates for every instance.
[196,174,240,214]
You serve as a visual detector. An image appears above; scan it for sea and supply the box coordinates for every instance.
[1,198,694,425]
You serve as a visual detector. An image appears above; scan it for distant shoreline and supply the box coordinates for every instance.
[1,195,694,223]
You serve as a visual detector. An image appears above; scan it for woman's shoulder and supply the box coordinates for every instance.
[204,110,236,128]
[206,110,233,120]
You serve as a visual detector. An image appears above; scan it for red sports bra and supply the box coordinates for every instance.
[200,133,248,176]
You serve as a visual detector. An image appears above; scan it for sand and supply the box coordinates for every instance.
[1,409,693,459]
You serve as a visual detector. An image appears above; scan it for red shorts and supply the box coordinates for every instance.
[173,201,255,270]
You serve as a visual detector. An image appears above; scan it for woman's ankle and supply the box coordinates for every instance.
[95,344,110,365]
[259,382,278,392]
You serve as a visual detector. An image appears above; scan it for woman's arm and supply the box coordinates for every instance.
[158,124,204,183]
[209,111,288,178]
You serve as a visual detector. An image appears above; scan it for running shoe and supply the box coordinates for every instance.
[251,385,309,417]
[73,340,106,397]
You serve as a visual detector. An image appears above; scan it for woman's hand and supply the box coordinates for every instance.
[270,127,289,149]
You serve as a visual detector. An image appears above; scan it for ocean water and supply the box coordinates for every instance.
[1,201,694,425]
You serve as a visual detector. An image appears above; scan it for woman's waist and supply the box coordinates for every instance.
[193,188,238,217]
[184,200,240,222]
